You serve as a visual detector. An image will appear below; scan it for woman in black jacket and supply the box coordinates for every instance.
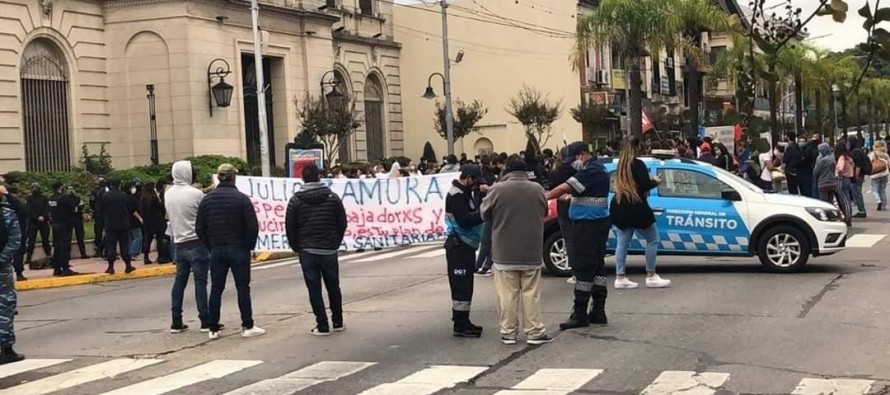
[139,182,167,264]
[610,137,671,289]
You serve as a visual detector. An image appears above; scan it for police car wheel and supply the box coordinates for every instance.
[757,225,811,272]
[543,232,572,277]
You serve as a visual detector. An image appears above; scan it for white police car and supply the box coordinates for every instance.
[542,156,848,274]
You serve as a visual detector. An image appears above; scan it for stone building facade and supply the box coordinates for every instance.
[0,0,402,174]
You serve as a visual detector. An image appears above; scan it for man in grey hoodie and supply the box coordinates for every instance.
[164,161,211,334]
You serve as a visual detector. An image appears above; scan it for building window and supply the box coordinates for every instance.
[20,38,71,172]
[326,0,337,8]
[359,0,373,15]
[334,70,352,162]
[709,46,727,78]
[364,75,386,162]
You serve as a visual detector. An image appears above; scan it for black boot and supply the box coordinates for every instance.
[452,311,481,338]
[0,347,25,365]
[105,262,115,275]
[124,262,136,274]
[15,272,27,282]
[589,298,608,326]
[559,303,590,330]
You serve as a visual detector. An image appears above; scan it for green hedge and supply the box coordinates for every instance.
[3,155,249,212]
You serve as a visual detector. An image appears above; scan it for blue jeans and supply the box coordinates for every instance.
[474,222,492,271]
[614,224,659,275]
[299,251,343,330]
[852,177,867,213]
[130,228,143,256]
[171,242,210,326]
[208,245,254,332]
[872,176,888,208]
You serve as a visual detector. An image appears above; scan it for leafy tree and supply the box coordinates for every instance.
[422,141,438,162]
[571,100,616,143]
[576,0,678,138]
[433,99,487,142]
[295,95,361,166]
[507,86,562,154]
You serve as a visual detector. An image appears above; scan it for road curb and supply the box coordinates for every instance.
[15,253,285,292]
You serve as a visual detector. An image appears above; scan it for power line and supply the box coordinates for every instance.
[394,24,573,58]
[457,1,576,37]
[514,0,577,17]
[394,2,575,39]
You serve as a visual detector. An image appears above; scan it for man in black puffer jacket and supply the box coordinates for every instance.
[286,164,347,336]
[196,164,264,340]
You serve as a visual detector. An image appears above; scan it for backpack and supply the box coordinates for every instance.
[854,149,872,176]
[744,159,761,181]
[871,154,888,175]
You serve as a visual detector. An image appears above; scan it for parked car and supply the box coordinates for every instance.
[542,156,848,275]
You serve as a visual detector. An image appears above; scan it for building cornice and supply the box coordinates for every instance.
[333,30,401,49]
[104,0,340,24]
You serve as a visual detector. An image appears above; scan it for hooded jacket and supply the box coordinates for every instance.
[814,143,837,189]
[285,182,347,253]
[164,161,203,245]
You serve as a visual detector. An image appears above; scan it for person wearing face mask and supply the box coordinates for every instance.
[444,164,487,338]
[127,180,144,259]
[48,182,79,276]
[67,186,89,260]
[90,176,109,258]
[546,142,611,330]
[102,178,140,274]
[24,183,51,266]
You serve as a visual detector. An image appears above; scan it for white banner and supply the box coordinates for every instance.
[234,174,457,252]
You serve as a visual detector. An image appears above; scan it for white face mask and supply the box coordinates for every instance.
[572,159,585,171]
[130,187,137,194]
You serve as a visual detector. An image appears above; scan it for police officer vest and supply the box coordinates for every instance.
[567,160,611,221]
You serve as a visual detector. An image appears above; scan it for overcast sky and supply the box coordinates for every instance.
[394,0,871,52]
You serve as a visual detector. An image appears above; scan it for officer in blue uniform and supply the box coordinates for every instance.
[0,191,24,364]
[444,165,486,337]
[546,142,611,330]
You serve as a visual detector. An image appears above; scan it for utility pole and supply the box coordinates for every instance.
[251,0,271,177]
[440,0,456,156]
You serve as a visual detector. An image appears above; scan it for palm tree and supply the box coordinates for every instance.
[575,0,678,137]
[673,0,735,138]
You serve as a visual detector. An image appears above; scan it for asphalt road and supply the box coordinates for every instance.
[3,213,890,394]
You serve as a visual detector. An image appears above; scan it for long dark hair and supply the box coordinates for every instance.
[140,182,158,213]
[835,141,851,160]
[615,136,642,204]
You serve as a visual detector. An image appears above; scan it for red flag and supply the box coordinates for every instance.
[734,123,743,141]
[642,109,654,133]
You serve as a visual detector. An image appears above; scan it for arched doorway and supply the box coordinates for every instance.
[474,137,494,155]
[364,75,385,162]
[20,38,71,172]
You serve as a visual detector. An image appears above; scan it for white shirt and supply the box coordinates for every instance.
[760,152,773,182]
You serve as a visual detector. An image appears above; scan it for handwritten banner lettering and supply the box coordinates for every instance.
[235,174,457,252]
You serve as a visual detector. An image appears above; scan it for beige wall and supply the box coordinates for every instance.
[395,0,582,159]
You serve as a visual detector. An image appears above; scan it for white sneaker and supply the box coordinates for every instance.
[566,276,576,284]
[614,278,639,289]
[208,331,220,340]
[646,274,672,288]
[242,326,266,338]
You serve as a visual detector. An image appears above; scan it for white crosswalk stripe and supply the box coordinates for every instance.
[844,233,885,248]
[412,249,446,259]
[223,361,376,395]
[0,358,164,395]
[352,246,438,263]
[357,365,487,395]
[640,371,731,395]
[100,360,263,395]
[494,368,604,395]
[0,358,70,379]
[792,378,874,395]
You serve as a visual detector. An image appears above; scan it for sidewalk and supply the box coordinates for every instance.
[14,252,286,291]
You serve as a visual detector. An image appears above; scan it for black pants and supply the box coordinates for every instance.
[105,229,132,264]
[51,223,73,273]
[13,227,25,275]
[445,234,476,329]
[72,218,87,257]
[299,251,343,330]
[787,174,801,195]
[93,217,105,256]
[26,220,51,258]
[143,229,166,261]
[797,173,814,198]
[569,218,610,308]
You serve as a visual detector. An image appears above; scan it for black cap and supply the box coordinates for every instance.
[459,164,483,179]
[566,141,590,159]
